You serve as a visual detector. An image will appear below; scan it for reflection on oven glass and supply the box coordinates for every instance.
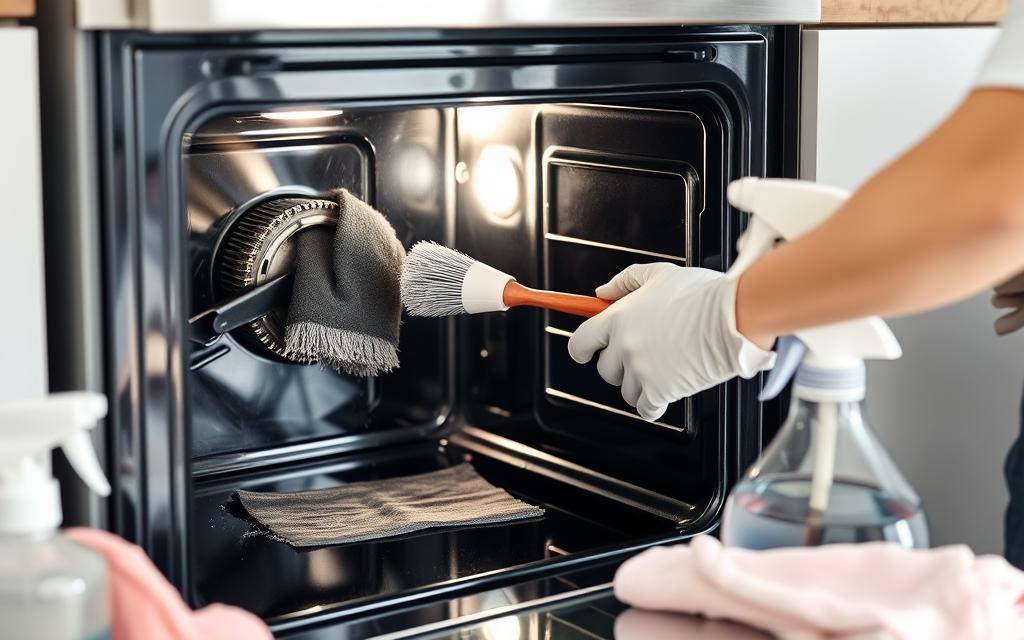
[479,615,522,640]
[472,144,522,222]
[395,144,437,203]
[260,109,344,121]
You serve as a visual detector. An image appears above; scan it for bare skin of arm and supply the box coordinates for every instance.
[737,89,1024,349]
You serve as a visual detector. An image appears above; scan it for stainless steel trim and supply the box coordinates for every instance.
[545,387,686,433]
[545,232,686,263]
[77,0,821,31]
[800,29,821,181]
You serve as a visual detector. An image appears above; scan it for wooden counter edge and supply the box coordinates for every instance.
[821,0,1007,24]
[0,0,34,18]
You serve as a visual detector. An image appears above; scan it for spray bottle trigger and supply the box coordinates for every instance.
[725,217,778,281]
[61,432,111,497]
[758,336,807,401]
[55,392,111,497]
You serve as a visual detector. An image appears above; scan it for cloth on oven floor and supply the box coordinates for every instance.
[284,189,405,376]
[614,535,1024,640]
[64,528,272,640]
[231,464,545,548]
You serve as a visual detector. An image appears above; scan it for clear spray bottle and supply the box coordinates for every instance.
[0,392,112,639]
[720,178,929,549]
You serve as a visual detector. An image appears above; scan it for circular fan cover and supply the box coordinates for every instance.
[214,197,338,360]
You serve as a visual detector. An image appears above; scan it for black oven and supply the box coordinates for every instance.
[58,24,798,637]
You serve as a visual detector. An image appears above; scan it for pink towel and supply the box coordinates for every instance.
[614,535,1024,640]
[65,528,272,640]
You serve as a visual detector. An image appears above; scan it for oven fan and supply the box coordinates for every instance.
[211,196,339,361]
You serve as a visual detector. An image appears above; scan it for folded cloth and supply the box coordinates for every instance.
[231,464,544,548]
[64,528,271,640]
[284,189,406,376]
[614,535,1024,640]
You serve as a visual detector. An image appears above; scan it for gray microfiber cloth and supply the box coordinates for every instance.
[284,189,405,376]
[231,464,545,548]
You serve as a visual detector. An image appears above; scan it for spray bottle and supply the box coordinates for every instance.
[0,391,112,639]
[720,178,929,549]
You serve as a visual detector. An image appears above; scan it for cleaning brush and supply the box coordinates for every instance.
[401,241,612,318]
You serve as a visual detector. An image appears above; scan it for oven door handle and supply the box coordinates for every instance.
[188,273,293,346]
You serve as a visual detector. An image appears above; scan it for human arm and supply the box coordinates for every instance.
[737,88,1024,349]
[568,4,1024,421]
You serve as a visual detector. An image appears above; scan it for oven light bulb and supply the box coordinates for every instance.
[472,145,521,220]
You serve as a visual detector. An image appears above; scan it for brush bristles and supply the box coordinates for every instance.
[401,241,476,316]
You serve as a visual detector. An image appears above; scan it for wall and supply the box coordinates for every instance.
[802,26,1018,553]
[0,28,47,403]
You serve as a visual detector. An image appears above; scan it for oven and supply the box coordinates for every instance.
[37,4,805,636]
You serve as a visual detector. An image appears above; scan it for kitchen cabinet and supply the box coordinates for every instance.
[0,27,46,403]
[801,27,1017,554]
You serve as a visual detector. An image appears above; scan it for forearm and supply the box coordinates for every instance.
[736,90,1024,348]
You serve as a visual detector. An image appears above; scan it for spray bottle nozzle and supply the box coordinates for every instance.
[0,392,110,534]
[727,178,901,399]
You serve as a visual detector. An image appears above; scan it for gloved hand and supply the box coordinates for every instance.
[993,270,1024,336]
[567,263,776,421]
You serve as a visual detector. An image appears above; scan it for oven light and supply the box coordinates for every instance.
[260,109,344,121]
[472,145,521,220]
[480,614,522,640]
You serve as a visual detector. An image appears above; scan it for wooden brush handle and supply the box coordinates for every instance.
[502,281,612,318]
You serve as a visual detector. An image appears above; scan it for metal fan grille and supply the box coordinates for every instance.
[215,197,339,359]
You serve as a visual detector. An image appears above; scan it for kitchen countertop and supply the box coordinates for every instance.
[0,0,32,18]
[821,0,1007,23]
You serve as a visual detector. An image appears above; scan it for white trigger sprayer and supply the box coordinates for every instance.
[720,178,928,549]
[0,392,110,533]
[0,392,112,639]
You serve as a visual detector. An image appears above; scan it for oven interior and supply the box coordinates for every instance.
[183,97,747,625]
[75,21,805,629]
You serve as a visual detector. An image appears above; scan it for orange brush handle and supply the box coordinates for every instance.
[502,281,612,318]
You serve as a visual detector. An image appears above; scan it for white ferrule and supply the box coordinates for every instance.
[792,362,867,403]
[792,384,865,403]
[461,261,514,314]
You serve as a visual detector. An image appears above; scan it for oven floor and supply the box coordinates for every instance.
[189,440,681,621]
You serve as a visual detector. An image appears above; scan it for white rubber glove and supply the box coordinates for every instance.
[567,263,776,422]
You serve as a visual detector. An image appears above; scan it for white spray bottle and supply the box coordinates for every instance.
[0,392,112,639]
[720,178,929,549]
